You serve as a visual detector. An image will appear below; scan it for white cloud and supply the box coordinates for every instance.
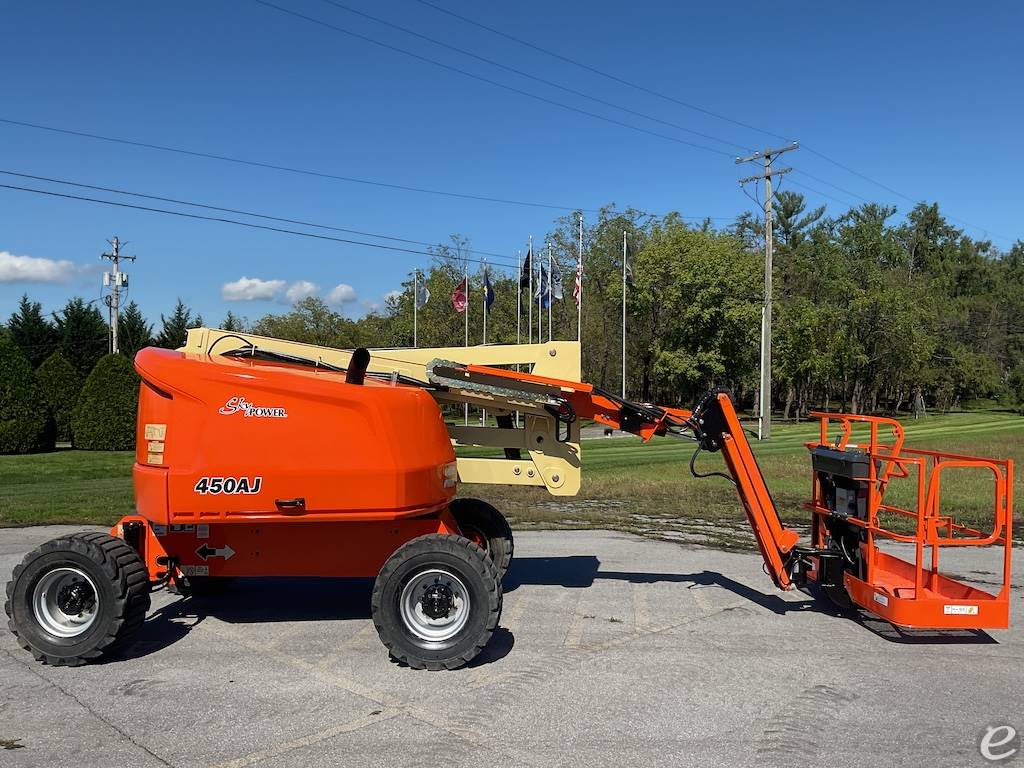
[326,283,357,305]
[222,276,286,301]
[0,251,78,283]
[285,280,319,303]
[384,289,402,303]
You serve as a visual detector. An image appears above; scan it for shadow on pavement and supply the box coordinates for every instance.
[104,557,996,663]
[504,555,997,645]
[107,576,519,664]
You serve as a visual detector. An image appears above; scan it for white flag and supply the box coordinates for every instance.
[550,261,564,301]
[415,281,430,310]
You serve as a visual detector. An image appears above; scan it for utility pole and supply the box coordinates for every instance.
[101,236,135,354]
[736,142,798,440]
[621,230,627,399]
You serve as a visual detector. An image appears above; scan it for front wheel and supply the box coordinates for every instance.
[5,532,151,665]
[371,534,501,670]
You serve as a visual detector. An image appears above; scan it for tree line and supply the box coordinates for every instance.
[2,193,1022,454]
[367,196,1024,417]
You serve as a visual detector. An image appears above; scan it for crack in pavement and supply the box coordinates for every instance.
[1,648,177,768]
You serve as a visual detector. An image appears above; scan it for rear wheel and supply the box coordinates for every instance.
[371,534,501,670]
[449,498,513,581]
[5,532,151,665]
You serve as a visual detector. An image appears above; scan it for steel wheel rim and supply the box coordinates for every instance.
[399,568,470,643]
[32,567,99,639]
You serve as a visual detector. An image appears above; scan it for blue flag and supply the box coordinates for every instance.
[536,266,551,309]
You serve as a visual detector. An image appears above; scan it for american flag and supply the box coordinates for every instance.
[573,256,583,307]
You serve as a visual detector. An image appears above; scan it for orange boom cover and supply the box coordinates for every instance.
[132,348,456,527]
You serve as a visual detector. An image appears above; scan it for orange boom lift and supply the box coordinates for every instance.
[5,336,1013,670]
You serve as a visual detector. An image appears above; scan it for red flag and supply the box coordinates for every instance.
[451,277,468,313]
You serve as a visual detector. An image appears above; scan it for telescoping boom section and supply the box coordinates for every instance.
[435,361,1013,630]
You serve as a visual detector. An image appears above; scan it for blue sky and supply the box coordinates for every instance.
[2,1,1021,326]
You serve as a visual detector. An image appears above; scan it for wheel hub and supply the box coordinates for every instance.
[32,567,100,639]
[399,568,471,643]
[421,584,455,619]
[57,582,95,616]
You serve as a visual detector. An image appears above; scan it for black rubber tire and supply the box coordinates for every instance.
[449,498,513,581]
[371,534,501,671]
[4,532,151,666]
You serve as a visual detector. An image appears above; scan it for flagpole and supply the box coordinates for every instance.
[537,249,542,342]
[577,213,583,343]
[622,229,627,399]
[413,270,418,348]
[547,242,552,342]
[528,236,533,344]
[516,250,522,428]
[464,260,469,425]
[516,250,521,346]
[481,261,487,427]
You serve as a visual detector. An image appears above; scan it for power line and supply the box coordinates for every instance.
[251,0,735,157]
[0,169,517,262]
[791,169,872,205]
[0,117,591,214]
[0,116,734,222]
[316,0,750,153]
[410,0,792,145]
[0,181,523,270]
[802,145,913,203]
[803,145,1014,242]
[410,2,1015,244]
[0,118,736,222]
[786,177,866,209]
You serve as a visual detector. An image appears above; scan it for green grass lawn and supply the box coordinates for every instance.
[460,410,1023,546]
[1,450,135,526]
[2,411,1021,549]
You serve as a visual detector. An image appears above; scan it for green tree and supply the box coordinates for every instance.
[220,310,245,331]
[1008,364,1024,413]
[35,351,82,442]
[774,191,824,248]
[0,337,56,454]
[250,297,361,347]
[55,297,109,377]
[71,353,140,450]
[155,299,194,349]
[631,217,760,404]
[118,300,153,359]
[8,294,56,368]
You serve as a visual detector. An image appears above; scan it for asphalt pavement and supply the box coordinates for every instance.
[1,525,1021,767]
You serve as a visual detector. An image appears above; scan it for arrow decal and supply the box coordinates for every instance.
[195,543,236,561]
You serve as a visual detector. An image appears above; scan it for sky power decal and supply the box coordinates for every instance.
[219,396,288,418]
